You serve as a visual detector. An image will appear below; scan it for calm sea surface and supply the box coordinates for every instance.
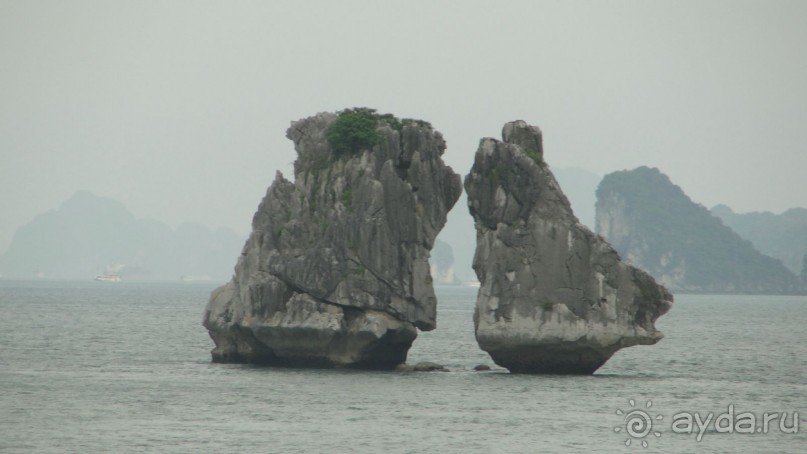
[1,280,805,453]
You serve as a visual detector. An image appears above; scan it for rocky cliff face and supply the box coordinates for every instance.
[465,121,672,374]
[203,110,462,368]
[597,167,804,294]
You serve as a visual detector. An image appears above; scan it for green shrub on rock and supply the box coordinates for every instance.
[326,108,383,156]
[325,108,433,157]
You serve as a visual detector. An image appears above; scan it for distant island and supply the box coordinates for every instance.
[711,204,807,279]
[430,239,459,284]
[0,191,244,281]
[596,167,805,294]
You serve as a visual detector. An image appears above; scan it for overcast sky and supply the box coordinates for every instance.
[2,0,806,253]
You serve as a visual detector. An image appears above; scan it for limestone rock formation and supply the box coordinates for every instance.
[203,109,462,369]
[465,121,672,374]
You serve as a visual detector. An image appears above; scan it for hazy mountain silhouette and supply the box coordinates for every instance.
[711,204,807,277]
[596,167,804,294]
[0,191,244,281]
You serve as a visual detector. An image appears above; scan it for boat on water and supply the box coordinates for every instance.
[94,274,121,282]
[95,263,124,282]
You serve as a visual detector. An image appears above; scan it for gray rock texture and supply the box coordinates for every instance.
[412,361,449,372]
[465,121,672,374]
[203,110,461,369]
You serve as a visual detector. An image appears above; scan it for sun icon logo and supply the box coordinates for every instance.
[614,399,663,448]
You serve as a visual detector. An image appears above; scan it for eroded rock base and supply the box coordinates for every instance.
[485,345,615,375]
[208,311,417,370]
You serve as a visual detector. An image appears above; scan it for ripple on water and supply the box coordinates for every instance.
[0,283,805,453]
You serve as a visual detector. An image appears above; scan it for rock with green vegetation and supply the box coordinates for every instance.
[465,121,672,374]
[203,109,462,369]
[502,120,543,164]
[324,108,383,156]
[597,166,805,294]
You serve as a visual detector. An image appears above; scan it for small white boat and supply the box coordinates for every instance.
[95,274,121,282]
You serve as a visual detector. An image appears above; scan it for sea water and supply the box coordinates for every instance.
[1,281,805,453]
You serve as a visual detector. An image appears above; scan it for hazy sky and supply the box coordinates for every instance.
[2,0,806,253]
